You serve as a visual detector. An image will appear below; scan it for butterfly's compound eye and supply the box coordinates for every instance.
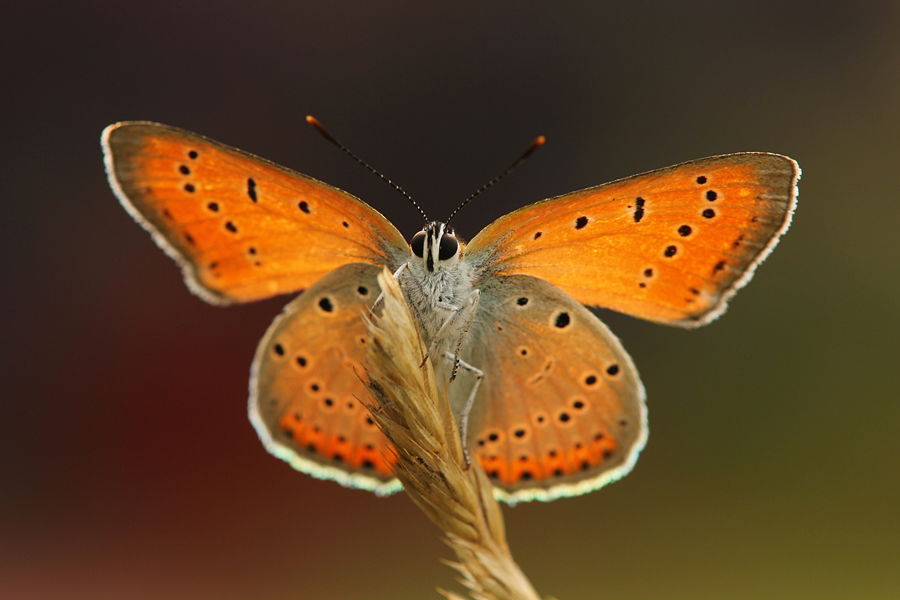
[438,233,459,261]
[410,231,426,258]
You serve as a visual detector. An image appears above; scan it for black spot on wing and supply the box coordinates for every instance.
[633,197,645,223]
[318,297,334,312]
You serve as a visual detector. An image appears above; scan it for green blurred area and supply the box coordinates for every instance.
[3,1,897,598]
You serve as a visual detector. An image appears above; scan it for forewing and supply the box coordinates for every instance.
[102,121,408,304]
[466,153,799,327]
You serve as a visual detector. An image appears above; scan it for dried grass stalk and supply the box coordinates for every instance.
[364,267,544,600]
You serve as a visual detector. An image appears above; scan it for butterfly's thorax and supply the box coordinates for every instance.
[399,256,476,348]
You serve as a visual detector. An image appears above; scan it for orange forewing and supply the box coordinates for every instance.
[466,153,799,327]
[102,121,408,304]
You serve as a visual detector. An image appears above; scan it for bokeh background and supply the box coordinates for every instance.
[4,2,898,599]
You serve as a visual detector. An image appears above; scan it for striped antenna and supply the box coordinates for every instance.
[446,135,546,226]
[306,115,429,222]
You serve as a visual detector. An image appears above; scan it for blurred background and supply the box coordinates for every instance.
[3,2,898,599]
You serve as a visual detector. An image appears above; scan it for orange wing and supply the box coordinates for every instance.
[466,153,799,327]
[249,263,400,495]
[102,121,408,304]
[457,274,646,502]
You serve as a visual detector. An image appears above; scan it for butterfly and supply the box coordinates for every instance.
[102,120,799,503]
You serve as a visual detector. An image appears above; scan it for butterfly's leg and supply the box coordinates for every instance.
[420,315,456,367]
[392,262,408,280]
[422,289,480,371]
[369,262,408,314]
[419,302,463,366]
[441,352,483,467]
[449,289,480,382]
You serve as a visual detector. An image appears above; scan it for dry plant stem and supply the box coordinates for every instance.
[365,268,544,600]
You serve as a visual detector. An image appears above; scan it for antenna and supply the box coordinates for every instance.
[445,135,546,226]
[306,116,429,222]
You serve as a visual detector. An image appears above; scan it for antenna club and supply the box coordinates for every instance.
[306,115,338,144]
[534,135,547,146]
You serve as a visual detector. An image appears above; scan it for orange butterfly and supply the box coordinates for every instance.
[102,120,799,502]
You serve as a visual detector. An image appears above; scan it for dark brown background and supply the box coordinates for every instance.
[4,2,898,598]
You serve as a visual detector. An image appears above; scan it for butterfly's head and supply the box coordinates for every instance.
[409,221,460,272]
